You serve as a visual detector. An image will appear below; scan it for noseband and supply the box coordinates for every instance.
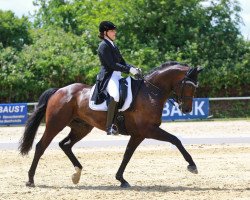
[172,76,199,106]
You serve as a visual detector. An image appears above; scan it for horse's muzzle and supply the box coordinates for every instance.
[180,105,192,114]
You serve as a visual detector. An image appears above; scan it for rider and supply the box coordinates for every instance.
[91,21,141,135]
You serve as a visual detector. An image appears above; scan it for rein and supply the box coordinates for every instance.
[136,73,162,96]
[144,79,162,95]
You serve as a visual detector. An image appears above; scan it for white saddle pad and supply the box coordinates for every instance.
[89,76,132,112]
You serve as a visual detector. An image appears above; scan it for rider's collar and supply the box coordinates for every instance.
[104,37,115,47]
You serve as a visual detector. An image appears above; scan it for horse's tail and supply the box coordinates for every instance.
[19,88,58,155]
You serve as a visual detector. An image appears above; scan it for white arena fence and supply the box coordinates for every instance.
[208,97,250,118]
[26,96,250,119]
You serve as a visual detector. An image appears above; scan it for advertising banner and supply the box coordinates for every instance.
[0,103,28,125]
[0,99,209,125]
[162,98,209,121]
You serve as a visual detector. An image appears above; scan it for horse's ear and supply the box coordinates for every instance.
[197,66,204,73]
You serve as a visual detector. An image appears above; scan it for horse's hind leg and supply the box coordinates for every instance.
[26,128,60,187]
[26,109,74,186]
[59,119,93,184]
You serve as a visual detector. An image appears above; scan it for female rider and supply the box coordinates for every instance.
[91,21,140,135]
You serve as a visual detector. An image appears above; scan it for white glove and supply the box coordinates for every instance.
[129,67,140,75]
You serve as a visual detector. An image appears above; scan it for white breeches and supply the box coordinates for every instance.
[107,71,122,102]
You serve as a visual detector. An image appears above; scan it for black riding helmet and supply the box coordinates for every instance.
[99,21,116,33]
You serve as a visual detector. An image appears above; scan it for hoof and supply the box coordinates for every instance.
[187,165,198,174]
[72,167,82,184]
[26,181,35,187]
[120,182,131,188]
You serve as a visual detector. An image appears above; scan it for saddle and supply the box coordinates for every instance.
[89,77,143,135]
[118,78,128,109]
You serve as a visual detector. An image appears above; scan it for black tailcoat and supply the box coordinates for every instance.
[91,39,130,104]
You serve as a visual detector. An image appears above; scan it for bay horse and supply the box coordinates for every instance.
[19,61,202,188]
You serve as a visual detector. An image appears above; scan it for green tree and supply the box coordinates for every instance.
[0,27,98,102]
[32,0,246,67]
[0,10,32,50]
[0,44,20,102]
[118,0,245,67]
[1,0,249,102]
[33,0,133,50]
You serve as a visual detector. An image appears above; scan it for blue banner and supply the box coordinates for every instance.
[162,98,209,121]
[0,103,28,125]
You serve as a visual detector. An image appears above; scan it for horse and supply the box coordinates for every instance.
[19,61,202,188]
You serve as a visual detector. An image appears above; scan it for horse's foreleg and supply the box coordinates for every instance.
[147,126,198,174]
[116,136,144,188]
[59,124,93,184]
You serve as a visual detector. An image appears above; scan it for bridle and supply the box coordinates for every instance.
[137,68,199,106]
[171,76,199,106]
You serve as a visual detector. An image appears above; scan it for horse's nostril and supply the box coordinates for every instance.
[183,107,191,113]
[186,108,191,113]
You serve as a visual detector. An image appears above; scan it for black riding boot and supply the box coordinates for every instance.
[106,97,118,135]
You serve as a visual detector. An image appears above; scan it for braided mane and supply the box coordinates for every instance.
[146,61,189,76]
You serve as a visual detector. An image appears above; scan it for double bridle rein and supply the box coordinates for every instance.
[172,76,199,106]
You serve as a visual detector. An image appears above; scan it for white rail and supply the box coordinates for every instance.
[209,97,250,101]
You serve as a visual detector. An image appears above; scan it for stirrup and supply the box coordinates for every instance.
[107,124,118,135]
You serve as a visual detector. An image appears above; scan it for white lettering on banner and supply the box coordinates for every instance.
[3,115,25,119]
[164,103,170,116]
[3,119,22,123]
[162,100,206,117]
[170,105,182,116]
[195,101,205,115]
[0,105,25,113]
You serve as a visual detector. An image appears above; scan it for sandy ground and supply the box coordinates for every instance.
[0,120,249,200]
[0,120,250,142]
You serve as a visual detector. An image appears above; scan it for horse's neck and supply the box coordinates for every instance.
[145,70,173,103]
[145,67,187,103]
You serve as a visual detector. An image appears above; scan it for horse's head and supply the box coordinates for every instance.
[145,61,202,114]
[172,66,203,114]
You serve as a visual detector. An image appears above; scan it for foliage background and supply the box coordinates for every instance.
[0,0,250,102]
